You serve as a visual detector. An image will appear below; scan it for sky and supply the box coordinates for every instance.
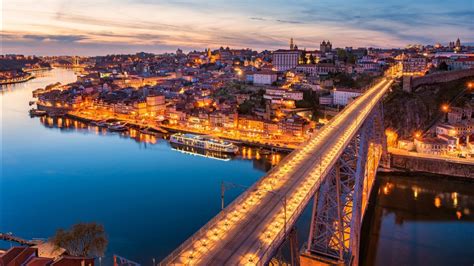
[1,0,473,56]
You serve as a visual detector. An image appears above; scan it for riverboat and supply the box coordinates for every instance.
[170,133,239,154]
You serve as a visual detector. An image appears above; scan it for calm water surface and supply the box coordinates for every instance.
[0,68,277,263]
[361,174,474,266]
[1,69,473,265]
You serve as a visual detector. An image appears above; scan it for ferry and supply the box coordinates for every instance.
[170,133,239,154]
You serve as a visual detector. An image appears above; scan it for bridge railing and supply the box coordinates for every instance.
[260,78,391,264]
[160,78,391,265]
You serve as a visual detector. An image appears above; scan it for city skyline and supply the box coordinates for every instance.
[2,0,473,56]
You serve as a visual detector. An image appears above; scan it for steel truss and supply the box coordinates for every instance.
[306,104,386,265]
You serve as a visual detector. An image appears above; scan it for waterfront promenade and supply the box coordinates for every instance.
[64,110,303,150]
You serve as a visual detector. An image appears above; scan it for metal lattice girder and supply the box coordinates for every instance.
[307,111,385,265]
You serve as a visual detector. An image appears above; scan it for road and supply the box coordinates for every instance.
[161,78,394,265]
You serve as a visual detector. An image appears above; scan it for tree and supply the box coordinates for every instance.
[299,50,306,64]
[438,61,449,71]
[309,54,316,64]
[238,100,254,115]
[52,223,108,257]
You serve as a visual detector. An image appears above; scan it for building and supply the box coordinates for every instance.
[414,137,450,155]
[401,56,428,75]
[272,50,301,71]
[278,116,310,137]
[319,95,333,105]
[146,94,166,116]
[295,63,337,75]
[332,88,362,106]
[0,246,94,266]
[264,88,304,101]
[320,40,332,53]
[253,71,277,85]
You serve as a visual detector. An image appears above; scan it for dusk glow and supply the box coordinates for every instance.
[3,0,473,55]
[1,1,473,265]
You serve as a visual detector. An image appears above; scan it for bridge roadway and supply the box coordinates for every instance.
[161,78,394,265]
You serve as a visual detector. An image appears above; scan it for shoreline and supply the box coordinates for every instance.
[48,110,296,151]
[0,74,35,85]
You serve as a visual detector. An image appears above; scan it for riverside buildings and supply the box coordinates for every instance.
[27,38,474,148]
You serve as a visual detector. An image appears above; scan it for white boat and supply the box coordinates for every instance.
[108,122,128,131]
[170,133,239,154]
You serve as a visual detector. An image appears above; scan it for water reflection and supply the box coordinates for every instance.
[37,114,285,171]
[361,174,474,266]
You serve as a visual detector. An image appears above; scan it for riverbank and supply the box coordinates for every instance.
[46,109,298,151]
[0,74,34,85]
[385,148,474,179]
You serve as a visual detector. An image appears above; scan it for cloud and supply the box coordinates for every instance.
[1,0,473,55]
[22,34,87,43]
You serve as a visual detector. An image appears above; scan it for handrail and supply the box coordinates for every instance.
[160,78,392,265]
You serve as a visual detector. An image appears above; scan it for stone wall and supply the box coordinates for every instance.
[411,68,474,90]
[390,153,474,178]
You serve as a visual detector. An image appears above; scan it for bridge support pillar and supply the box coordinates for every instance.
[302,107,385,266]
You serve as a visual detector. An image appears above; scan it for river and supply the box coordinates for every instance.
[1,68,473,265]
[0,68,277,263]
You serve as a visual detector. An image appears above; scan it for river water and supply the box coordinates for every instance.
[0,68,276,263]
[1,68,473,265]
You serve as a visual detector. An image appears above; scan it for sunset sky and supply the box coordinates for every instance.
[2,0,473,55]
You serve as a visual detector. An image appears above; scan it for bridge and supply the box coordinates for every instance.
[160,77,394,265]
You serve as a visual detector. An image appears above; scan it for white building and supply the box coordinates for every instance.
[253,71,277,85]
[332,89,362,106]
[264,88,303,101]
[272,50,301,71]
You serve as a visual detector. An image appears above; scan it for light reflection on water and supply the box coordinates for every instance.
[0,68,281,264]
[1,68,287,264]
[361,174,474,266]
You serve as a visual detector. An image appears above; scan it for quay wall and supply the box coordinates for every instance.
[409,68,474,90]
[389,153,474,179]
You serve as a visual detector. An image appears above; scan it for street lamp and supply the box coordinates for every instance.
[220,181,288,238]
[414,131,422,139]
[441,104,449,122]
[441,104,449,112]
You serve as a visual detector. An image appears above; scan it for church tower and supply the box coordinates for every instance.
[290,38,294,50]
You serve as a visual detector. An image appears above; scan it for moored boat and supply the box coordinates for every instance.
[170,133,239,153]
[29,109,47,117]
[108,122,128,132]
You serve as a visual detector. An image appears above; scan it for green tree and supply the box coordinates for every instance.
[309,54,316,64]
[238,100,254,115]
[52,223,108,257]
[299,51,306,64]
[438,61,449,71]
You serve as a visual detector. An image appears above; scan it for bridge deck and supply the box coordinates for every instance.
[161,78,393,265]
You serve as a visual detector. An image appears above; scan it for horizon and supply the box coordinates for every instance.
[2,0,473,56]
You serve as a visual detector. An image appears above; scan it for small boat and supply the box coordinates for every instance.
[96,121,109,127]
[108,122,128,132]
[29,101,36,106]
[29,109,47,117]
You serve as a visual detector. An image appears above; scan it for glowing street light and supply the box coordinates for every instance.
[441,104,449,112]
[414,131,422,139]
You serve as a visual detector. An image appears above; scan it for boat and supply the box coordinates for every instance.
[169,133,239,154]
[29,109,47,117]
[29,101,36,106]
[96,121,109,127]
[108,122,128,132]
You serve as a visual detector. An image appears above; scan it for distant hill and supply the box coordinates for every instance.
[0,58,49,71]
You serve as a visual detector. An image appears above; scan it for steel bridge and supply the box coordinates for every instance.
[161,77,394,265]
